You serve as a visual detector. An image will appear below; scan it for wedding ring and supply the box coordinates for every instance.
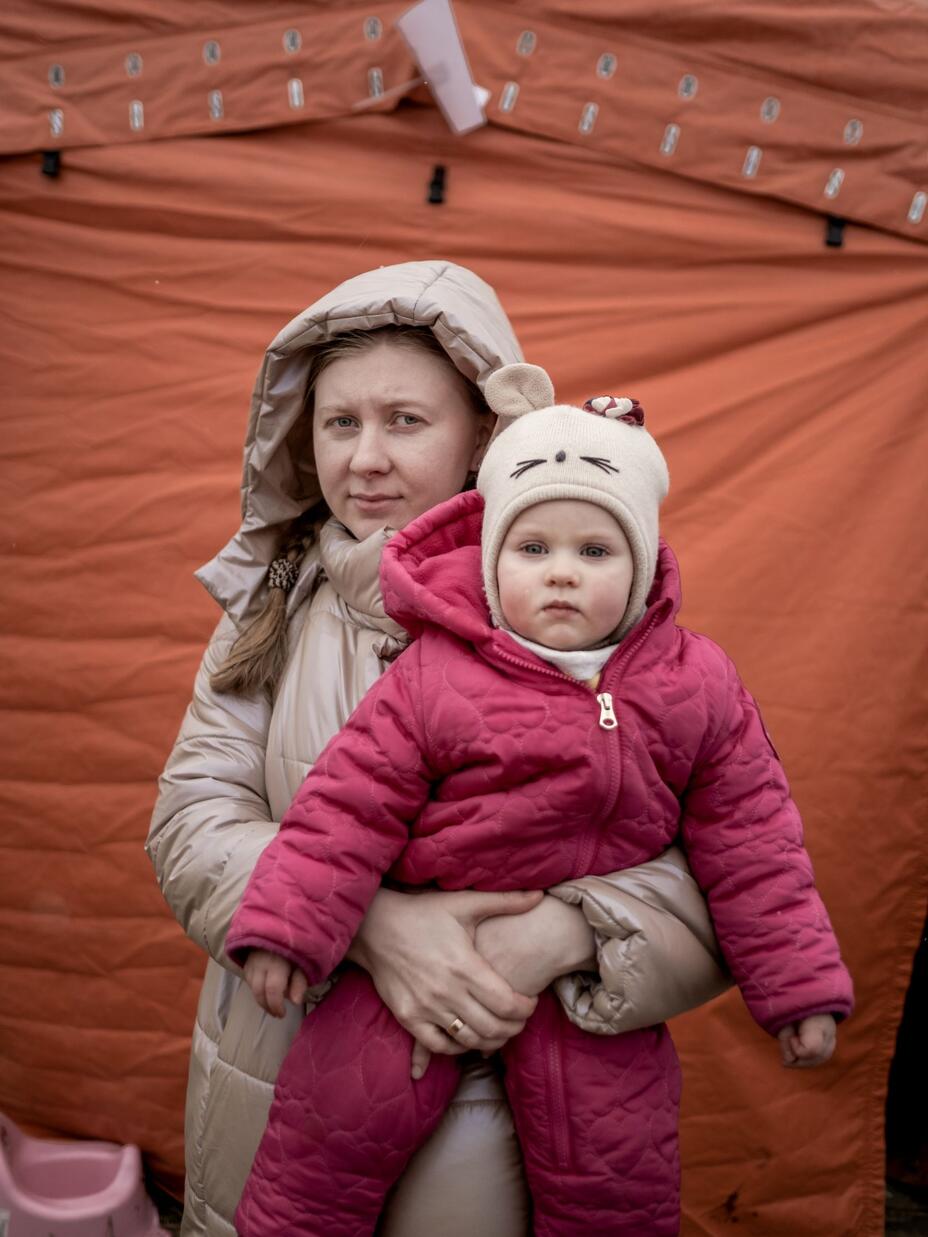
[446,1016,465,1038]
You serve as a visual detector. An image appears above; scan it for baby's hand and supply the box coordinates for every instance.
[777,1014,837,1068]
[243,949,309,1018]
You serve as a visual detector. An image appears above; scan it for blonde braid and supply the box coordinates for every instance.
[210,505,323,696]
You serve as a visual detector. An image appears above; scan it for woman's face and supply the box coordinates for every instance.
[312,339,491,540]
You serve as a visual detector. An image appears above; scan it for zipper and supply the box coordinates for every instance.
[575,608,665,874]
[596,691,618,729]
[546,1006,571,1169]
[492,611,664,872]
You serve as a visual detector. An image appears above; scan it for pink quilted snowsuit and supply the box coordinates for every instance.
[226,489,853,1236]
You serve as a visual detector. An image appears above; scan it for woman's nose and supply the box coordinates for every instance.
[348,424,390,476]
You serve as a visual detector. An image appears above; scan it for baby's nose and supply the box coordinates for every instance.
[546,554,579,583]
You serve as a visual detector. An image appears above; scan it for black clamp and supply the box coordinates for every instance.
[41,150,62,178]
[427,165,446,205]
[824,215,846,248]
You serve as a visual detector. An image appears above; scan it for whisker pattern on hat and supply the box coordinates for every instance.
[510,458,546,479]
[580,456,621,475]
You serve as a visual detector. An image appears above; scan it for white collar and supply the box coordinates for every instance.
[505,631,619,681]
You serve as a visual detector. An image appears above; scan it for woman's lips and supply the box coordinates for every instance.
[351,494,401,510]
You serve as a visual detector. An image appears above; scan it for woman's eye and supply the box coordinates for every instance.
[393,413,423,427]
[329,416,357,430]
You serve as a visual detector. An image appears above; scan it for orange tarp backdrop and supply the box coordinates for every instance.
[1,3,926,1234]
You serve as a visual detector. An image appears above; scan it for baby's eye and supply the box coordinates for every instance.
[520,542,547,555]
[581,545,609,558]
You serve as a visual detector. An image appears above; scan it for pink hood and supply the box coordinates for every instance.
[381,488,681,660]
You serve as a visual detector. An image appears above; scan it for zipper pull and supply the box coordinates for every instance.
[596,692,618,730]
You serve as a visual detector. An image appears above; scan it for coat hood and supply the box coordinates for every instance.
[196,261,523,624]
[381,488,683,660]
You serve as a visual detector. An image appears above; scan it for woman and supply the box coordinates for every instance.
[147,261,728,1236]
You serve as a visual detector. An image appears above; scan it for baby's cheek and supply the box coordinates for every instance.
[499,574,533,621]
[590,581,625,629]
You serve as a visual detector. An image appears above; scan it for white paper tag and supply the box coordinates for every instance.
[396,0,487,134]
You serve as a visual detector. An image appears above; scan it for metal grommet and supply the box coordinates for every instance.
[843,118,863,146]
[907,191,926,225]
[203,40,221,66]
[499,81,519,113]
[283,29,301,53]
[48,64,65,88]
[760,96,781,123]
[516,30,536,57]
[579,102,598,136]
[208,89,224,120]
[368,67,384,98]
[129,100,144,132]
[824,168,845,199]
[48,108,64,137]
[742,146,762,178]
[597,53,617,79]
[288,78,304,109]
[364,16,383,41]
[125,52,143,78]
[660,123,680,156]
[678,73,698,100]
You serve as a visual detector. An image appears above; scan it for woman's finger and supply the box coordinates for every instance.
[437,1015,483,1052]
[410,1040,432,1080]
[452,888,544,932]
[463,956,538,1022]
[406,968,530,1047]
[446,993,527,1046]
[411,1022,468,1058]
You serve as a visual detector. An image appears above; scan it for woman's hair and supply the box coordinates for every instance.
[210,325,487,696]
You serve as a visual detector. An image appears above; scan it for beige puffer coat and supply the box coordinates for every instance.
[147,262,729,1237]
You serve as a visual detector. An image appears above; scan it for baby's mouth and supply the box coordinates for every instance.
[543,601,580,614]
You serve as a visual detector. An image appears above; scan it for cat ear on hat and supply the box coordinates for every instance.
[485,363,555,419]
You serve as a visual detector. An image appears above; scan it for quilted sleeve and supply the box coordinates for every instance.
[146,614,278,968]
[225,644,432,985]
[550,846,732,1034]
[680,646,854,1036]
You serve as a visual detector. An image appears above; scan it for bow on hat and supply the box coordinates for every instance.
[583,396,645,426]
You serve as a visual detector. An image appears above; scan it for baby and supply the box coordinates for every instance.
[226,363,853,1237]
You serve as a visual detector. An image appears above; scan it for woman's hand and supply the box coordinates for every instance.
[242,949,309,1018]
[346,886,544,1073]
[777,1015,837,1068]
[475,894,597,998]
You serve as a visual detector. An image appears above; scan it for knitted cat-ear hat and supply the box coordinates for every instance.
[477,363,670,642]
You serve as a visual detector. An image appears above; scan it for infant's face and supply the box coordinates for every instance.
[497,500,633,650]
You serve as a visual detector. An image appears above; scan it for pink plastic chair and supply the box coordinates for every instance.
[0,1112,170,1237]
